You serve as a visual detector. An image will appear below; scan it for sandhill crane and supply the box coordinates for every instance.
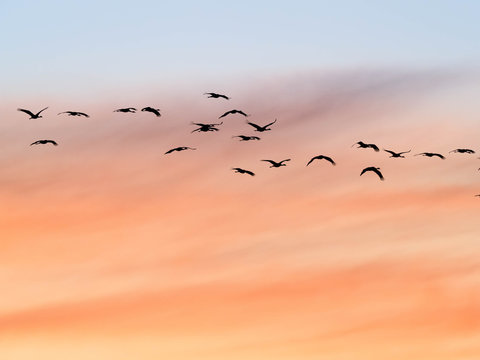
[141,107,161,117]
[58,111,89,117]
[204,92,230,100]
[17,107,48,119]
[383,149,411,158]
[219,109,249,118]
[450,148,475,154]
[114,107,136,113]
[233,135,261,141]
[165,147,196,154]
[261,159,291,168]
[232,168,255,176]
[246,119,277,132]
[415,152,445,159]
[191,122,223,133]
[306,155,336,166]
[30,140,58,146]
[360,167,384,180]
[352,141,379,152]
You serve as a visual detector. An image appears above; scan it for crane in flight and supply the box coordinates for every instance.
[306,155,336,166]
[191,122,223,133]
[58,111,89,117]
[450,148,475,154]
[114,107,136,113]
[246,119,277,132]
[352,141,379,152]
[261,159,291,168]
[232,168,255,176]
[415,152,446,159]
[383,149,411,158]
[219,109,249,118]
[204,92,230,100]
[30,140,58,146]
[360,167,384,181]
[141,107,161,117]
[17,107,48,119]
[232,135,261,141]
[165,147,196,154]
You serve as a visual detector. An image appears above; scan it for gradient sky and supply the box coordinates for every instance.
[1,2,480,360]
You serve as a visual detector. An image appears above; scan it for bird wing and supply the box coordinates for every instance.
[306,157,317,166]
[383,149,395,155]
[165,148,176,154]
[246,121,262,130]
[78,112,90,117]
[220,94,230,100]
[399,150,411,155]
[219,111,232,118]
[264,118,277,128]
[370,144,380,152]
[245,170,255,176]
[30,141,40,146]
[261,160,276,165]
[36,107,48,116]
[360,168,368,176]
[49,140,58,146]
[18,108,35,117]
[434,153,446,159]
[323,156,336,165]
[279,159,291,164]
[372,168,384,180]
[237,110,249,117]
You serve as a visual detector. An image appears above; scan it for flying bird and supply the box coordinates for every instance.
[17,107,48,119]
[261,159,291,168]
[58,111,89,117]
[450,148,475,154]
[306,155,336,166]
[360,167,384,181]
[383,149,411,158]
[352,141,380,152]
[219,109,249,118]
[204,92,230,100]
[246,119,277,132]
[30,140,58,146]
[191,122,223,133]
[165,146,196,154]
[141,107,161,117]
[114,107,136,113]
[233,135,261,141]
[415,152,446,159]
[232,168,255,176]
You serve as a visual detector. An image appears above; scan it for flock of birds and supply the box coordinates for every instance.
[17,92,480,197]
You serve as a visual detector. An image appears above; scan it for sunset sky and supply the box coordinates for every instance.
[1,1,480,359]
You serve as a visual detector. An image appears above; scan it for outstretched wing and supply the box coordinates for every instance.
[18,108,35,117]
[36,107,49,116]
[306,156,318,166]
[264,118,277,128]
[237,110,249,117]
[399,150,411,155]
[279,159,291,164]
[261,160,276,165]
[219,94,230,100]
[165,148,177,154]
[246,121,262,131]
[370,144,380,152]
[244,170,255,176]
[372,168,384,180]
[383,149,396,156]
[323,156,336,165]
[433,153,445,159]
[48,140,58,146]
[77,112,90,117]
[219,110,233,118]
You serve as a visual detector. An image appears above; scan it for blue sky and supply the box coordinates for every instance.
[2,1,479,98]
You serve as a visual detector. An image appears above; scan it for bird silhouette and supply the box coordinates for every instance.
[306,155,336,166]
[415,152,446,159]
[204,92,230,100]
[246,119,277,132]
[165,146,196,154]
[233,135,261,141]
[261,159,291,168]
[141,107,161,117]
[450,148,475,154]
[352,141,379,152]
[58,111,89,117]
[219,109,249,118]
[232,168,255,176]
[191,122,223,133]
[114,107,136,113]
[30,140,58,146]
[17,107,48,119]
[383,149,411,158]
[360,167,384,180]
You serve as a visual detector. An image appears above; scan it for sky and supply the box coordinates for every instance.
[1,1,480,359]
